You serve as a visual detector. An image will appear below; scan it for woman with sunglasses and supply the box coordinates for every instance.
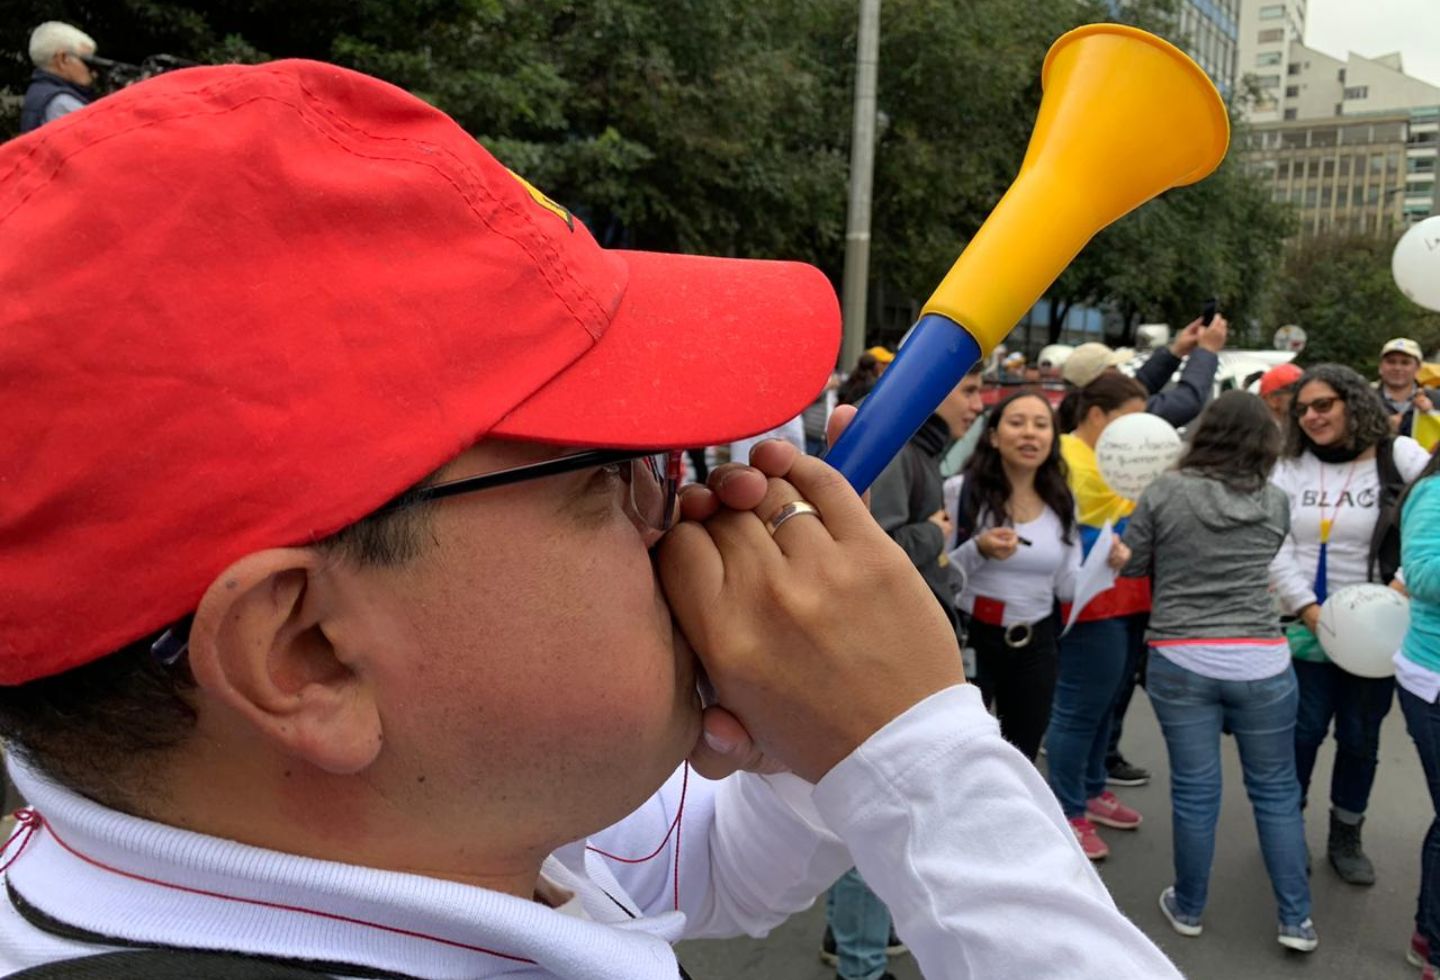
[945,391,1080,762]
[1271,364,1430,886]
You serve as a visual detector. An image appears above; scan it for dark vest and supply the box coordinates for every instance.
[19,70,94,134]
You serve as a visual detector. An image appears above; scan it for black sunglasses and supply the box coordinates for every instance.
[1293,395,1343,417]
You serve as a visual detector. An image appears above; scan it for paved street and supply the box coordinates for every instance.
[678,691,1432,979]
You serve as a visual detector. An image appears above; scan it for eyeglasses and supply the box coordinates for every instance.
[151,448,683,667]
[1293,395,1343,417]
[390,448,684,534]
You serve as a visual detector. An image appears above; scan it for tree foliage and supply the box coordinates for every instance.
[1265,232,1440,375]
[2,0,1296,352]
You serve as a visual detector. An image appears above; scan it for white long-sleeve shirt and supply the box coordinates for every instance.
[0,687,1178,979]
[1269,438,1429,615]
[943,476,1082,625]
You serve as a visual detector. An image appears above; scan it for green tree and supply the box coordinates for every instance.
[1266,232,1440,375]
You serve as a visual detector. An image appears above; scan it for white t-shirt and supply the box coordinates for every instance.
[944,476,1082,626]
[1269,437,1430,615]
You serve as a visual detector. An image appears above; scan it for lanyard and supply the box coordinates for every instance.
[1313,459,1362,604]
[1316,459,1361,544]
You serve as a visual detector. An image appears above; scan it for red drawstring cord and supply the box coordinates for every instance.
[3,806,536,964]
[1,764,693,952]
[585,761,690,910]
[0,809,40,875]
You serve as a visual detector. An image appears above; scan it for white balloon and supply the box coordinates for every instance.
[1095,413,1181,500]
[1393,216,1440,313]
[1316,584,1409,679]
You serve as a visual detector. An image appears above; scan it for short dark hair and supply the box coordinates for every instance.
[0,484,436,815]
[1075,370,1147,421]
[1282,363,1393,458]
[1179,390,1280,492]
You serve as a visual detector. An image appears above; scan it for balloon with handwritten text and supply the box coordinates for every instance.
[1317,583,1408,678]
[1095,412,1181,501]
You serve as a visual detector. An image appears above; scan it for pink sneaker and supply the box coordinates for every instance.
[1411,931,1431,968]
[1070,816,1109,860]
[1087,791,1143,830]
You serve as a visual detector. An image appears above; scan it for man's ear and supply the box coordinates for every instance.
[187,549,383,775]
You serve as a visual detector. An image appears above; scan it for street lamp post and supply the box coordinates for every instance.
[840,0,881,371]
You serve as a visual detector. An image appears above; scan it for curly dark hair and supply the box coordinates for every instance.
[0,484,436,815]
[960,391,1076,544]
[1179,390,1281,492]
[1282,363,1393,458]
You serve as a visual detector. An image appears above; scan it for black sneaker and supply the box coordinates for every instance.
[886,927,908,958]
[1106,757,1151,787]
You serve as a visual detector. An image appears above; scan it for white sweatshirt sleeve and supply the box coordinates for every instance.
[1269,459,1318,615]
[812,686,1181,979]
[585,764,853,939]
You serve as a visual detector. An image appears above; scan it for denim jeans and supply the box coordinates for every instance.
[1147,654,1311,926]
[826,868,891,980]
[1400,686,1440,967]
[1047,617,1129,818]
[1293,658,1395,814]
[1106,613,1150,764]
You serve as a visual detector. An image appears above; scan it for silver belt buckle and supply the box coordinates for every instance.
[1004,622,1034,649]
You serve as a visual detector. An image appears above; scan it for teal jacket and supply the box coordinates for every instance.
[1402,475,1440,672]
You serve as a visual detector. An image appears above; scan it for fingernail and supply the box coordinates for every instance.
[704,730,737,754]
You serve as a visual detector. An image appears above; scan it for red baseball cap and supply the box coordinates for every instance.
[1259,362,1303,396]
[0,61,839,684]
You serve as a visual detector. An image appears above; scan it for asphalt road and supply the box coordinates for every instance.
[677,691,1433,980]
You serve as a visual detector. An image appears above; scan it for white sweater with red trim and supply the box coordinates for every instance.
[0,686,1178,979]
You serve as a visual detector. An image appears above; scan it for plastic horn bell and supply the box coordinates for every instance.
[825,24,1229,492]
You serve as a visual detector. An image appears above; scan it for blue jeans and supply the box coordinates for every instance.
[826,868,891,980]
[1293,658,1395,814]
[1147,654,1311,926]
[1400,686,1440,967]
[1047,617,1129,818]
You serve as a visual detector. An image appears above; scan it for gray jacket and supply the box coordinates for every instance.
[1121,470,1290,642]
[869,413,961,631]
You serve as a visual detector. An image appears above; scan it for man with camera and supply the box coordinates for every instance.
[20,22,99,134]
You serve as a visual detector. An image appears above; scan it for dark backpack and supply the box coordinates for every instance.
[5,949,349,979]
[1368,438,1408,585]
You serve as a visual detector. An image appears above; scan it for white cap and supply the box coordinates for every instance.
[1062,342,1135,387]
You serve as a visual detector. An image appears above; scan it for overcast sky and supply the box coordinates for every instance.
[1305,0,1440,88]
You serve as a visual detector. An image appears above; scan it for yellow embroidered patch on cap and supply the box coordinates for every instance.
[507,169,574,231]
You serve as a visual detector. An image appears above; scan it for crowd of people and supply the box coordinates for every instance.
[812,325,1440,979]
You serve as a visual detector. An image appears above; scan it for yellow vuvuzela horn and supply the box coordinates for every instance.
[827,24,1229,492]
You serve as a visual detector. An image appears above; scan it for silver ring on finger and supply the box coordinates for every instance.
[767,499,822,536]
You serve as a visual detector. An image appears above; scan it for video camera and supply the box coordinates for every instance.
[86,54,200,92]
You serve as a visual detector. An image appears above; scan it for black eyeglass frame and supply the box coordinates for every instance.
[383,447,685,533]
[152,448,684,667]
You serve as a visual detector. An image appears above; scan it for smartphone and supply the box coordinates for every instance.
[1201,297,1218,326]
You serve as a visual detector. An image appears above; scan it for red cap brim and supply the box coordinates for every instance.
[493,249,840,448]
